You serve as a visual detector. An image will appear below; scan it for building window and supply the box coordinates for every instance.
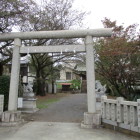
[20,66,28,76]
[66,72,71,80]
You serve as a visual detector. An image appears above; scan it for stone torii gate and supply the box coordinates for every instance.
[0,29,112,127]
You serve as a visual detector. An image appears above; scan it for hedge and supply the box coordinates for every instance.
[0,75,10,111]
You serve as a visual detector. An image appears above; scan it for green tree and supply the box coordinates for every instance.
[30,52,77,95]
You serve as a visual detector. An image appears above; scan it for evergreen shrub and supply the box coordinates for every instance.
[0,75,10,111]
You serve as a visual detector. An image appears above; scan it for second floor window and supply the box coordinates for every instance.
[66,72,72,80]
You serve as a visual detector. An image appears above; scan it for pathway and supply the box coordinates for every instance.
[0,94,139,140]
[27,93,89,122]
[0,122,139,140]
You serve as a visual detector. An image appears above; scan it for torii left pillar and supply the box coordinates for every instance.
[2,38,23,126]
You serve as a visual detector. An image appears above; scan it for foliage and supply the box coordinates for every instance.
[0,0,87,95]
[30,54,61,95]
[27,0,87,96]
[95,18,140,101]
[56,83,62,89]
[33,80,37,94]
[0,0,36,75]
[20,0,86,32]
[71,79,81,89]
[0,75,10,110]
[0,0,36,33]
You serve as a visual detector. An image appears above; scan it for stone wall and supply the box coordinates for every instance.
[101,96,140,133]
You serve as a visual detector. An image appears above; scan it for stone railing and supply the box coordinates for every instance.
[0,95,4,117]
[101,96,140,133]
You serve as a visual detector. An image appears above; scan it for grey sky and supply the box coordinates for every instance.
[73,0,140,29]
[34,0,140,29]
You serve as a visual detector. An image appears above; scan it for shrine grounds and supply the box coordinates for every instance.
[0,93,139,140]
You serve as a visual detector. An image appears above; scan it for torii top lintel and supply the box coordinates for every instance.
[0,28,112,41]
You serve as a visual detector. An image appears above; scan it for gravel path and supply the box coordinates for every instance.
[29,94,87,122]
[24,93,101,123]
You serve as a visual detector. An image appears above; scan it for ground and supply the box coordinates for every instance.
[23,93,88,122]
[36,93,69,109]
[0,122,139,140]
[0,93,139,140]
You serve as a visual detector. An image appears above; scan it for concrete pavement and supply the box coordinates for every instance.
[0,122,139,140]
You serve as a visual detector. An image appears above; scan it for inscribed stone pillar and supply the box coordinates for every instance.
[85,36,96,113]
[8,38,21,111]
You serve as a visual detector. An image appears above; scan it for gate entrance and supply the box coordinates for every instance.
[0,29,112,127]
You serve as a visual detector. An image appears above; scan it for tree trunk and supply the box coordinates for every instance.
[52,80,54,94]
[36,78,46,96]
[51,53,54,94]
[36,71,46,96]
[0,63,3,76]
[41,79,46,96]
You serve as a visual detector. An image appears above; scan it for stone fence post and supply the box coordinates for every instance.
[137,99,140,128]
[0,95,4,117]
[101,95,107,119]
[117,97,124,123]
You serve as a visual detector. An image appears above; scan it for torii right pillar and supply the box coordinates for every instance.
[81,35,101,128]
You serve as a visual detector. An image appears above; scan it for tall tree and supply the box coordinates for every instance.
[30,52,78,95]
[96,18,140,101]
[23,0,87,95]
[0,0,87,95]
[0,0,37,75]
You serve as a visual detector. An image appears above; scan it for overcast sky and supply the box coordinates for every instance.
[35,0,140,29]
[73,0,140,29]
